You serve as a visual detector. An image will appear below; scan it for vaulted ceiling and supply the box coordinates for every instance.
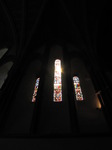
[0,0,112,70]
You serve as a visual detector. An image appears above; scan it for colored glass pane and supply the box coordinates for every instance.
[32,78,40,102]
[73,76,83,100]
[54,59,62,102]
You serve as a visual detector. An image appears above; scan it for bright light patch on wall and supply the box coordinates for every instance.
[0,48,8,59]
[0,61,13,89]
[53,59,62,102]
[32,78,40,102]
[73,76,83,101]
[97,99,102,109]
[96,91,102,109]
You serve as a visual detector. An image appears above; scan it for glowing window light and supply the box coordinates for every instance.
[53,59,62,102]
[73,76,83,101]
[32,78,40,102]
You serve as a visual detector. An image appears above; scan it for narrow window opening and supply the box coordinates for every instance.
[53,59,62,102]
[73,76,83,100]
[32,78,40,102]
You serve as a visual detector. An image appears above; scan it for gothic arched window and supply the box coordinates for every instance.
[32,78,40,102]
[53,59,62,102]
[73,76,83,101]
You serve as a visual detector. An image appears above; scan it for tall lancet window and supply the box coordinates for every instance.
[73,76,83,101]
[54,59,62,102]
[32,78,40,102]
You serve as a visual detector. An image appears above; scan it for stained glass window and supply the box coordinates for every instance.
[53,59,62,102]
[73,76,83,101]
[32,78,40,102]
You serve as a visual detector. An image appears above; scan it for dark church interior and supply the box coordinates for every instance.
[0,0,112,149]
